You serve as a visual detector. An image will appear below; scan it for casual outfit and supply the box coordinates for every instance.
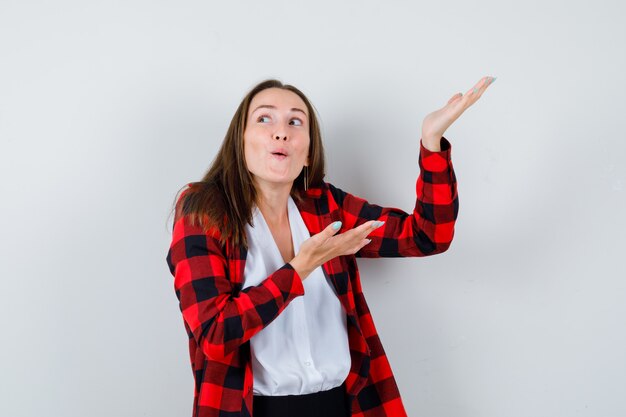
[166,137,458,417]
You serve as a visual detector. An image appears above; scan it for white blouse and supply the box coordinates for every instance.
[242,195,351,396]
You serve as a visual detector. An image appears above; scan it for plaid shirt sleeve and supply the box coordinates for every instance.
[328,136,458,258]
[166,197,305,361]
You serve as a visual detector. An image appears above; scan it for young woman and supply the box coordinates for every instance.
[166,76,495,417]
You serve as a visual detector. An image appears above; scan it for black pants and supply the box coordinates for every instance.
[252,382,350,417]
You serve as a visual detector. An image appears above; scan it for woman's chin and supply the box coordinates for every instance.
[254,176,297,188]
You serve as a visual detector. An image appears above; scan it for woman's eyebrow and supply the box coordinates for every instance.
[251,104,308,117]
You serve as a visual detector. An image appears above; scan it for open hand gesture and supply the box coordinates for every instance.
[421,75,496,151]
[290,220,384,280]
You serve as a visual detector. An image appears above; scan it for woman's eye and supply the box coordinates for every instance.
[290,118,303,126]
[257,115,271,123]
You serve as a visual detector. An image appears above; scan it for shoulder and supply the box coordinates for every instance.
[173,181,223,240]
[175,181,206,207]
[318,181,349,205]
[300,181,354,213]
[301,180,328,199]
[304,180,348,198]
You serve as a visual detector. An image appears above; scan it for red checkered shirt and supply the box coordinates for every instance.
[166,137,459,417]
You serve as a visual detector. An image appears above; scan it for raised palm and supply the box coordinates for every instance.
[422,75,496,148]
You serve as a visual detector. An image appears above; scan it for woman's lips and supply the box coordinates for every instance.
[271,153,288,160]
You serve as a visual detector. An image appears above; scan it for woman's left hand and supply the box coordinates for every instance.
[421,75,496,151]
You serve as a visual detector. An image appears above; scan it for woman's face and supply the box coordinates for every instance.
[243,87,310,191]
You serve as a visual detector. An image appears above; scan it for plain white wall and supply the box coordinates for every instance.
[1,0,625,416]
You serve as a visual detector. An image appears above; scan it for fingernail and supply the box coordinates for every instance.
[332,221,342,230]
[473,87,477,93]
[489,76,497,84]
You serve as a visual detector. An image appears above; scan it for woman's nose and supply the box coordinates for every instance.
[274,122,288,140]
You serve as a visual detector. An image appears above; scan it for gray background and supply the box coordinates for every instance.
[1,1,625,416]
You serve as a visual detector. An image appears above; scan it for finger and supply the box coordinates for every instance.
[468,76,495,97]
[345,238,372,255]
[353,220,382,233]
[354,220,385,239]
[459,76,495,110]
[312,221,342,246]
[447,92,463,105]
[324,221,342,237]
[344,236,374,256]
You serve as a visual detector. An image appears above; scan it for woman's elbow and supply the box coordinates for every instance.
[201,340,236,362]
[435,240,453,255]
[417,235,454,256]
[430,223,456,255]
[198,327,240,362]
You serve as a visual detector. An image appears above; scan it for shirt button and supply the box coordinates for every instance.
[304,361,311,366]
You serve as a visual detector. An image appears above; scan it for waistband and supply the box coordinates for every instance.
[252,382,349,413]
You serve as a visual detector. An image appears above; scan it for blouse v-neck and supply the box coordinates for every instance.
[254,202,296,264]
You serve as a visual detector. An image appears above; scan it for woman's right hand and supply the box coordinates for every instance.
[289,220,385,280]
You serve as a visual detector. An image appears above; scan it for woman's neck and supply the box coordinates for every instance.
[254,180,292,226]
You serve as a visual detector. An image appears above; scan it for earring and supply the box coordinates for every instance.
[304,165,308,191]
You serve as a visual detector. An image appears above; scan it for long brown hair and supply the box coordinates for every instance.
[168,79,326,248]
